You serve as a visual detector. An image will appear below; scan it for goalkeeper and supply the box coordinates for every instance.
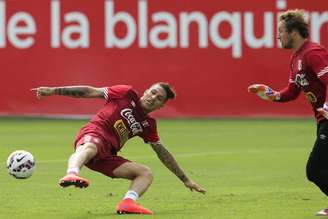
[248,9,328,216]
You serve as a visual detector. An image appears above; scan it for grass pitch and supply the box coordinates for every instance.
[0,118,326,219]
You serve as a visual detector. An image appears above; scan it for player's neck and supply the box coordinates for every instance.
[140,105,151,114]
[292,38,307,53]
[142,108,151,114]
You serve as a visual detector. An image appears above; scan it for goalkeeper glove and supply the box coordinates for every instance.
[317,103,328,119]
[248,84,280,101]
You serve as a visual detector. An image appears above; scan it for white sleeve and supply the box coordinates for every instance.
[102,87,109,100]
[318,66,328,78]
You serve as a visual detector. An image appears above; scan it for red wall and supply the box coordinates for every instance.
[1,0,328,118]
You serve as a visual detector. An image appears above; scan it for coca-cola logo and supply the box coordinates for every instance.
[295,73,309,87]
[121,108,143,135]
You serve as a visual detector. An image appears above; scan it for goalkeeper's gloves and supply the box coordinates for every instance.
[248,84,280,101]
[317,103,328,119]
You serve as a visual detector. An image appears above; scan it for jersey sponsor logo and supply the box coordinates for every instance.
[304,91,317,103]
[120,108,143,135]
[295,73,309,87]
[113,119,129,145]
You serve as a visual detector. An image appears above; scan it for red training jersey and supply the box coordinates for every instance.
[277,40,328,123]
[78,85,160,152]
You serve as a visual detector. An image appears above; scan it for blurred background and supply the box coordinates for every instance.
[1,0,327,118]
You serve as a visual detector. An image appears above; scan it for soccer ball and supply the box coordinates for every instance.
[6,150,36,179]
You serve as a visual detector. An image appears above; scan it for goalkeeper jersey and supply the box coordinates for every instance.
[277,40,328,123]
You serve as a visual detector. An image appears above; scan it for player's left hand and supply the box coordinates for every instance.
[248,84,280,101]
[317,103,328,119]
[184,180,206,194]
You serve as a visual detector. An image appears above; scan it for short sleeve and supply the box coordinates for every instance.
[141,118,160,144]
[104,85,133,101]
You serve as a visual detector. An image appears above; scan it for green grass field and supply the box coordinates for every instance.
[0,118,327,219]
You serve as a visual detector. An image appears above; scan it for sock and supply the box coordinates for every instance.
[123,190,139,201]
[66,167,80,175]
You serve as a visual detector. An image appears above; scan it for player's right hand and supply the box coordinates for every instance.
[184,179,206,194]
[30,87,55,99]
[317,103,328,119]
[248,84,280,101]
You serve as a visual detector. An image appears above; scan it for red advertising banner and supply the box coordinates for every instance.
[1,0,328,118]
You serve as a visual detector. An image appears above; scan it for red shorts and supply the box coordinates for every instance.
[75,134,130,178]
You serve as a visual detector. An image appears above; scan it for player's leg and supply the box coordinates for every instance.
[306,120,328,215]
[59,135,100,188]
[59,142,97,188]
[113,162,154,214]
[67,142,98,173]
[79,152,154,214]
[113,162,153,196]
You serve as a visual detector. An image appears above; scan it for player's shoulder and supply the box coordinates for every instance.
[109,84,133,91]
[104,84,139,100]
[110,85,137,95]
[302,41,327,60]
[146,116,158,127]
[304,41,327,54]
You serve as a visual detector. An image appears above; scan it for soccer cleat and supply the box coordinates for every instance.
[58,173,90,188]
[116,198,153,215]
[317,208,328,216]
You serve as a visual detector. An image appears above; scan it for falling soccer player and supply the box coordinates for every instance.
[32,82,206,215]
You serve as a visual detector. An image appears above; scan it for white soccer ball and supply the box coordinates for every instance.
[6,150,36,179]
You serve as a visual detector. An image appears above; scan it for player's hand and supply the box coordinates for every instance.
[184,180,206,194]
[317,103,328,119]
[248,84,280,101]
[30,87,55,99]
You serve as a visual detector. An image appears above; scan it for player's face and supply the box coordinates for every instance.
[278,21,293,49]
[140,84,167,113]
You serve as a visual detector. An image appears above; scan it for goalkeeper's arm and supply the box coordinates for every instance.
[248,84,280,101]
[248,83,300,102]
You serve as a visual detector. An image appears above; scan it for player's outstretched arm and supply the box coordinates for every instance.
[248,84,280,101]
[150,142,206,194]
[31,86,105,99]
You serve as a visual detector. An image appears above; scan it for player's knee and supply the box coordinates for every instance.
[139,166,153,181]
[306,162,319,182]
[306,168,316,182]
[306,167,328,186]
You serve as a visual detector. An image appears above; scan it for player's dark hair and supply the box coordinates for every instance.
[156,82,176,101]
[279,9,309,38]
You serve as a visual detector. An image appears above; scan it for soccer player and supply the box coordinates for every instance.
[248,9,328,216]
[31,82,206,215]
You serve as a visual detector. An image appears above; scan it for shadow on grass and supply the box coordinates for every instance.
[69,208,192,218]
